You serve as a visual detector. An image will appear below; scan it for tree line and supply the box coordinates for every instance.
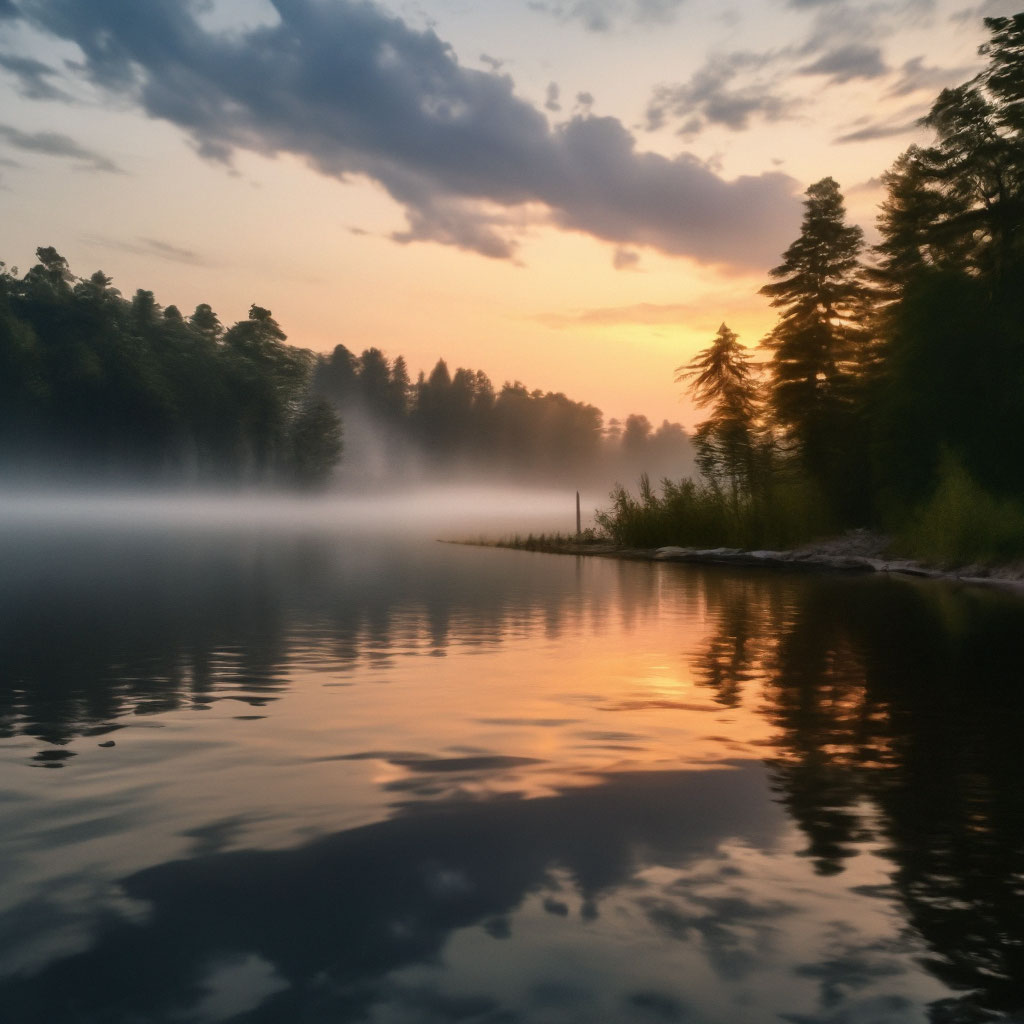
[0,250,342,485]
[309,343,690,484]
[0,249,691,487]
[609,15,1024,560]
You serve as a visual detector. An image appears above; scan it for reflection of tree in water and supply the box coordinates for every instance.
[0,535,661,755]
[0,538,291,747]
[693,573,1024,1021]
[686,571,783,708]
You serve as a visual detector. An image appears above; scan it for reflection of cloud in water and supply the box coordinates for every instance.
[0,761,949,1022]
[3,525,1024,1018]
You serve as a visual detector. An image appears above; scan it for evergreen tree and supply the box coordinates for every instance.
[760,178,869,516]
[287,399,343,487]
[871,147,963,298]
[872,16,1024,503]
[676,323,762,497]
[387,355,411,419]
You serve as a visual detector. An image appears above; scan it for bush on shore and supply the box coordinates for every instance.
[895,456,1024,566]
[595,472,833,551]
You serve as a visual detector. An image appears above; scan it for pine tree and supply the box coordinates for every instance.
[871,16,1024,502]
[676,323,762,497]
[760,178,868,513]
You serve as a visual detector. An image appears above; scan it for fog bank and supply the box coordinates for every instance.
[0,485,604,540]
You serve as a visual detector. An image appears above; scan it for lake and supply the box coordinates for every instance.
[2,504,1024,1023]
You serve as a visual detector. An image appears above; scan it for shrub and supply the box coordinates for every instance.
[896,455,1024,566]
[595,471,833,550]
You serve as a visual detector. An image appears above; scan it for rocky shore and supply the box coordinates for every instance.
[482,530,1024,589]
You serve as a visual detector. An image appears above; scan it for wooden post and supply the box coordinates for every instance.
[576,490,581,537]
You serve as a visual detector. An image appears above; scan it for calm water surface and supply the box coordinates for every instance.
[2,520,1024,1023]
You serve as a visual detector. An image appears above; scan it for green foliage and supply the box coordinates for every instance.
[761,178,871,519]
[595,472,832,551]
[0,248,340,486]
[287,400,344,488]
[494,529,604,553]
[896,456,1024,566]
[869,15,1024,521]
[676,323,764,497]
[311,345,683,484]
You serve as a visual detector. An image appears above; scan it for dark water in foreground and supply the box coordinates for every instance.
[2,524,1024,1023]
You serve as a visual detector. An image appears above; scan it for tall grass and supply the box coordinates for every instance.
[895,456,1024,566]
[494,530,604,553]
[595,472,833,550]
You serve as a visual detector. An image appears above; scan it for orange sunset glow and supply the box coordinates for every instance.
[0,0,1008,429]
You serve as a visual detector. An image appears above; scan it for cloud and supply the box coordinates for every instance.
[950,0,1013,24]
[535,301,714,328]
[11,0,799,268]
[799,44,888,84]
[0,123,122,171]
[534,287,771,328]
[528,0,687,32]
[846,175,883,194]
[832,105,928,143]
[885,56,972,97]
[139,237,205,265]
[796,1,933,69]
[545,81,561,113]
[84,234,207,265]
[0,0,17,17]
[832,120,917,144]
[612,246,640,270]
[0,53,69,100]
[646,51,799,135]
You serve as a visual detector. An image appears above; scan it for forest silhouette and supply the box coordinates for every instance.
[604,16,1024,562]
[0,254,690,488]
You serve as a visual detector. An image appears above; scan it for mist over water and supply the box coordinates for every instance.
[3,501,1024,1022]
[0,484,601,539]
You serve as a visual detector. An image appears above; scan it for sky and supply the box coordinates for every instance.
[0,0,1017,429]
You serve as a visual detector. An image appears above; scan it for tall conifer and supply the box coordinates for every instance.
[760,178,868,513]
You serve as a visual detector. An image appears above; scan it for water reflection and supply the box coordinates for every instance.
[750,578,1024,1021]
[1,530,1024,1021]
[2,765,786,1022]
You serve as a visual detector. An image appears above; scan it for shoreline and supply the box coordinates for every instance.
[454,535,1024,591]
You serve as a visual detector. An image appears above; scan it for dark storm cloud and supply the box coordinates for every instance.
[529,0,687,32]
[10,0,799,268]
[0,52,68,99]
[0,122,121,171]
[0,0,17,16]
[799,43,889,84]
[645,52,799,135]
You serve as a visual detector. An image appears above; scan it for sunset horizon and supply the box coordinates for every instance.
[1,0,1007,429]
